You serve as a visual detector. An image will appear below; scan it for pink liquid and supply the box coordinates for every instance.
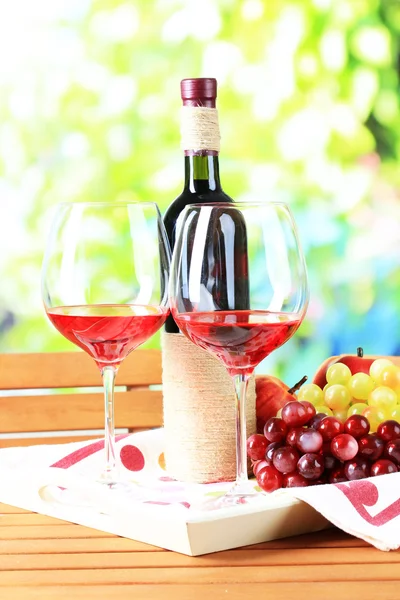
[47,305,169,369]
[175,310,301,375]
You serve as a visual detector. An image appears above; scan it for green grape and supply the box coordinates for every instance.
[324,384,351,410]
[297,383,324,406]
[378,365,400,394]
[363,406,380,432]
[347,402,369,417]
[333,408,348,422]
[347,372,375,400]
[369,358,393,382]
[276,408,283,418]
[326,362,352,385]
[391,406,400,421]
[368,386,398,410]
[376,407,392,423]
[314,405,333,416]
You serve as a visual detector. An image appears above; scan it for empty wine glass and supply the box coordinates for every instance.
[42,201,170,487]
[169,202,309,505]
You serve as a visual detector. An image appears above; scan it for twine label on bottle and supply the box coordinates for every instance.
[161,331,256,484]
[180,106,221,152]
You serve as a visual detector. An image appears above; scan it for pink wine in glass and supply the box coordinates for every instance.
[175,310,301,375]
[47,305,169,369]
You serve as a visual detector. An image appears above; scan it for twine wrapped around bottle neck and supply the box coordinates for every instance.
[162,332,256,483]
[180,106,221,152]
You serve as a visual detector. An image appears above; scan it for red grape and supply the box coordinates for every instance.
[283,472,309,488]
[297,429,323,453]
[344,415,370,439]
[286,427,304,447]
[321,441,333,455]
[344,457,370,481]
[370,459,397,477]
[256,465,283,492]
[377,420,400,442]
[300,400,316,421]
[297,453,324,480]
[246,434,268,461]
[323,454,337,470]
[265,441,282,465]
[309,413,327,429]
[357,434,385,461]
[385,439,400,465]
[281,401,309,427]
[329,466,347,484]
[264,417,288,443]
[317,417,344,441]
[309,475,328,486]
[272,446,299,474]
[253,459,269,476]
[331,433,358,461]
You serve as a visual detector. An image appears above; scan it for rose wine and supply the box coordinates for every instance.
[47,305,169,369]
[175,310,301,375]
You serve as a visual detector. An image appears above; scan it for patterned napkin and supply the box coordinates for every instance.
[0,428,400,551]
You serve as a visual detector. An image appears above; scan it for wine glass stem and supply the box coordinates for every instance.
[232,372,251,485]
[101,365,118,482]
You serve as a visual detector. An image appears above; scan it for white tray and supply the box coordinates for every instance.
[0,467,329,556]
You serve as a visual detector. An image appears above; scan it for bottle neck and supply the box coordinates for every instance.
[184,153,222,193]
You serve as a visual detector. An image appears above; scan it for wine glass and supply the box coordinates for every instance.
[169,202,309,505]
[42,201,170,487]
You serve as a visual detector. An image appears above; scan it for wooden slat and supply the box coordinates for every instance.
[1,563,400,585]
[0,435,104,448]
[0,503,30,514]
[0,430,153,448]
[0,525,116,540]
[6,583,400,600]
[248,528,367,549]
[0,349,162,389]
[0,389,162,433]
[0,547,397,571]
[0,514,70,526]
[0,538,162,554]
[253,536,367,549]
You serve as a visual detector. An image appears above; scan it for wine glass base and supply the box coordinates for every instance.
[192,480,267,512]
[39,469,151,513]
[219,480,266,505]
[96,471,124,489]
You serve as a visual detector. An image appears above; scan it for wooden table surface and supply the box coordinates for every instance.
[1,503,399,599]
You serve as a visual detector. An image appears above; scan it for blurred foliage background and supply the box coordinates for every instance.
[1,0,400,384]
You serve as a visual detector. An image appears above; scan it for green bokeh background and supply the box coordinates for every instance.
[1,0,399,385]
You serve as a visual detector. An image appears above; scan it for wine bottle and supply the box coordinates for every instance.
[164,78,241,333]
[162,78,256,484]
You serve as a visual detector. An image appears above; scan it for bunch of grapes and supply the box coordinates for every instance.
[247,358,400,492]
[295,358,400,431]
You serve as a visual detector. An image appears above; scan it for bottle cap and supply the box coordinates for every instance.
[180,78,217,107]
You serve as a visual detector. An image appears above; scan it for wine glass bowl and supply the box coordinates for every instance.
[170,202,308,505]
[42,201,170,485]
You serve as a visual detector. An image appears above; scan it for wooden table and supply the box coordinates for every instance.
[1,502,399,599]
